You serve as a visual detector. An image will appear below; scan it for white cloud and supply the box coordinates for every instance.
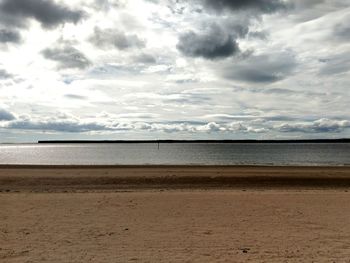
[276,119,350,133]
[0,0,349,141]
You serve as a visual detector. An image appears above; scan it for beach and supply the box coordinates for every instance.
[1,166,350,262]
[1,165,350,191]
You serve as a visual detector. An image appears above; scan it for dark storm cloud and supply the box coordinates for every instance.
[200,0,287,14]
[0,69,13,79]
[177,25,239,59]
[222,52,297,83]
[276,119,350,133]
[89,27,145,50]
[42,46,91,69]
[0,108,15,121]
[174,1,282,61]
[0,0,84,29]
[0,29,21,43]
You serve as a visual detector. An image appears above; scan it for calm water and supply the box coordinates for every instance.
[0,143,349,166]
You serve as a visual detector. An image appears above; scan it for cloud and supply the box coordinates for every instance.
[334,23,350,41]
[248,30,268,40]
[200,0,287,14]
[196,121,268,133]
[3,115,349,136]
[0,29,21,43]
[177,24,239,59]
[0,0,349,141]
[0,108,15,121]
[5,113,348,135]
[42,45,91,69]
[133,53,157,64]
[64,94,87,100]
[222,52,297,83]
[0,0,85,29]
[276,119,350,133]
[89,27,145,50]
[144,121,268,134]
[173,78,198,84]
[203,113,298,122]
[327,12,350,42]
[288,0,348,23]
[2,113,269,134]
[91,0,124,11]
[319,51,350,76]
[6,119,112,133]
[0,69,13,79]
[164,93,210,105]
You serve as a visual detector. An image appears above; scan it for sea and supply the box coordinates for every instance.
[0,143,349,166]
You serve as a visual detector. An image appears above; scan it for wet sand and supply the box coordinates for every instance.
[1,165,350,191]
[1,166,350,262]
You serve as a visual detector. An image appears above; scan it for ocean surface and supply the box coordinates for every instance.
[0,143,349,166]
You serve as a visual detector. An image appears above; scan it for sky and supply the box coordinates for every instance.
[0,0,349,142]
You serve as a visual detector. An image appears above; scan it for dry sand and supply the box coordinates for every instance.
[1,166,350,262]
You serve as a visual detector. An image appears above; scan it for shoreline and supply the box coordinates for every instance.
[0,164,350,170]
[1,165,350,192]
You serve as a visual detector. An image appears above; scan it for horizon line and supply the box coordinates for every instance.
[36,139,350,144]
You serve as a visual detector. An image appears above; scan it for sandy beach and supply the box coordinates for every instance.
[1,165,350,191]
[1,166,350,262]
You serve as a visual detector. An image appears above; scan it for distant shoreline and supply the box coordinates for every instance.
[37,139,350,144]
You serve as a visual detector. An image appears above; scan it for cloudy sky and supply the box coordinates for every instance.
[0,0,349,142]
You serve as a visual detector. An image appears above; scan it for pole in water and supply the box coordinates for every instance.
[157,141,160,150]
